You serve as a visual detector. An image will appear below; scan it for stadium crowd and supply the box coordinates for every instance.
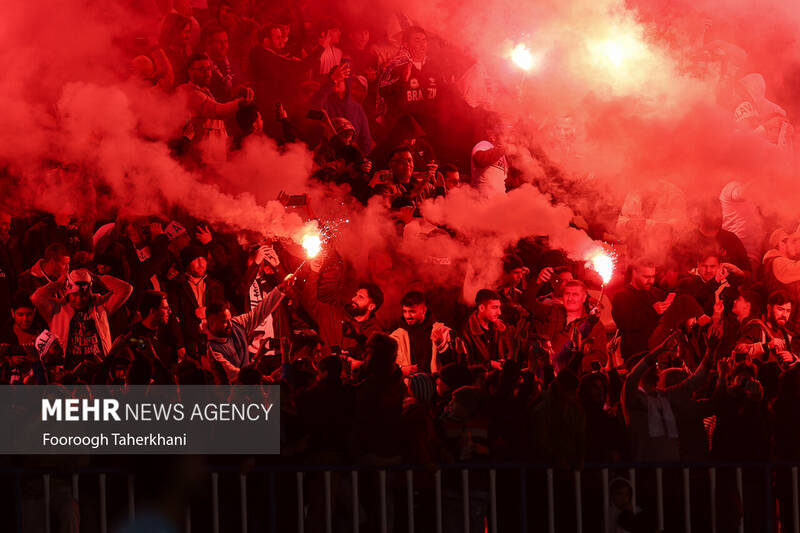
[2,0,800,532]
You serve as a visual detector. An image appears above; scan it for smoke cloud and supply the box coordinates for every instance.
[3,0,798,300]
[0,0,316,243]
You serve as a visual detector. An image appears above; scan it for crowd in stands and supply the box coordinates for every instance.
[2,1,800,532]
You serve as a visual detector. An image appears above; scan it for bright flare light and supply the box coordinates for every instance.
[302,234,322,259]
[591,253,615,285]
[591,32,646,70]
[604,40,625,66]
[511,44,536,71]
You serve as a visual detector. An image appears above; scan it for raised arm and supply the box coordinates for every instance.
[621,349,657,425]
[232,286,285,337]
[664,347,713,399]
[31,279,64,325]
[97,274,133,315]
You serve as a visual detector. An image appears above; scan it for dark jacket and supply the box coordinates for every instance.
[458,311,515,366]
[736,318,795,364]
[128,317,184,370]
[676,273,738,316]
[296,379,356,459]
[167,274,225,358]
[535,304,607,374]
[298,270,382,358]
[128,234,173,311]
[249,45,323,138]
[611,284,665,359]
[313,78,374,155]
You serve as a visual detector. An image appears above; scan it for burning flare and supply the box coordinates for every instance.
[302,234,322,259]
[590,252,615,285]
[510,44,537,71]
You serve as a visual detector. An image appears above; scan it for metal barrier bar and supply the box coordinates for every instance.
[19,461,800,533]
[128,474,135,522]
[602,468,609,533]
[99,473,107,533]
[629,468,636,511]
[461,469,470,533]
[15,473,22,533]
[792,466,799,533]
[296,472,304,533]
[240,473,248,533]
[435,470,443,533]
[352,471,359,533]
[737,467,744,533]
[185,506,191,533]
[43,474,51,533]
[406,470,414,533]
[656,467,664,531]
[764,466,775,533]
[546,468,555,533]
[520,468,528,533]
[710,467,717,533]
[574,470,583,533]
[11,460,800,476]
[379,470,388,533]
[489,469,498,533]
[269,472,277,533]
[683,467,691,533]
[212,472,219,533]
[324,471,332,533]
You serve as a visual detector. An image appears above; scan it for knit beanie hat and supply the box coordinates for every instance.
[409,372,435,403]
[181,243,207,268]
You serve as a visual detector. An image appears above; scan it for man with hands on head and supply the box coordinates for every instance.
[529,265,574,306]
[31,268,132,370]
[678,248,746,316]
[241,243,293,362]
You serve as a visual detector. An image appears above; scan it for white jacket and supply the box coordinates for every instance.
[32,275,133,357]
[389,322,451,374]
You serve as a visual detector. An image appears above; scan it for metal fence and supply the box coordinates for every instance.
[6,461,800,533]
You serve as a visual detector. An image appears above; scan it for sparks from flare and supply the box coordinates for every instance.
[294,215,351,274]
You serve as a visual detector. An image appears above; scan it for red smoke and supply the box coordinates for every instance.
[1,0,798,298]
